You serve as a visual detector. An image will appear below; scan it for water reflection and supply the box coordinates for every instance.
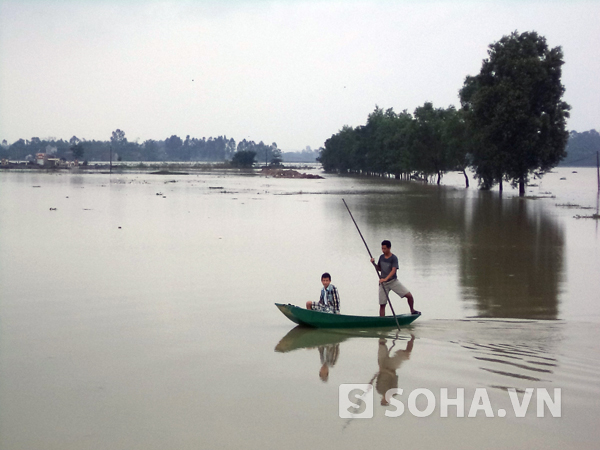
[317,344,340,382]
[353,185,564,319]
[275,327,346,381]
[376,335,414,405]
[460,197,563,319]
[275,327,415,391]
[274,327,349,353]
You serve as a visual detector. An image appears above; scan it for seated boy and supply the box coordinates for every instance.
[306,272,340,314]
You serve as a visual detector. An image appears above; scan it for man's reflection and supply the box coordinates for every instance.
[376,335,415,405]
[317,344,340,382]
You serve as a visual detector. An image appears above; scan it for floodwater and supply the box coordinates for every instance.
[0,167,599,449]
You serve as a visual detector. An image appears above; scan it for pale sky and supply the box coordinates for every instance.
[1,0,598,151]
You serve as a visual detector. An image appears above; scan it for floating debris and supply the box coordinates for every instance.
[260,168,323,179]
[522,195,556,199]
[150,170,188,175]
[556,203,594,210]
[49,207,57,211]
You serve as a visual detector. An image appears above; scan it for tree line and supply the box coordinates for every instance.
[319,31,572,196]
[560,130,600,167]
[319,103,472,187]
[0,131,283,166]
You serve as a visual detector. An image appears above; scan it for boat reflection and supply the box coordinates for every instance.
[274,326,350,353]
[275,327,347,382]
[275,327,415,389]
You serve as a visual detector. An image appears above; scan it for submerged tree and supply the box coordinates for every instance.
[442,108,472,188]
[270,143,283,166]
[460,31,570,195]
[411,103,450,184]
[231,150,256,167]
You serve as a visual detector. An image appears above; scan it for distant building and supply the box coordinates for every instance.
[36,153,60,167]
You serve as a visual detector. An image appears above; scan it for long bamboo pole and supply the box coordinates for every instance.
[342,199,401,330]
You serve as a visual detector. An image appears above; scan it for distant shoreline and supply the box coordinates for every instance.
[0,161,322,174]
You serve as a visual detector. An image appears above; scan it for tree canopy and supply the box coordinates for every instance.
[231,150,256,167]
[70,142,85,160]
[459,30,570,195]
[319,104,471,186]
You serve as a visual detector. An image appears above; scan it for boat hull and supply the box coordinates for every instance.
[275,303,420,329]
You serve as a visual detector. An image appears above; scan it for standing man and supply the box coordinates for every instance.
[370,240,420,317]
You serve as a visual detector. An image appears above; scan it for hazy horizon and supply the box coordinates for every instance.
[1,0,598,151]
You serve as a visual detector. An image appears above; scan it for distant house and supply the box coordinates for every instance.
[35,153,60,168]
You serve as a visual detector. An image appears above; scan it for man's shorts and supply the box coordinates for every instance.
[379,279,410,305]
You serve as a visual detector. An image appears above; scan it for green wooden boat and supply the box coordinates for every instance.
[275,303,420,329]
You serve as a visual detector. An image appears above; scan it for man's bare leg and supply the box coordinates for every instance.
[405,293,420,315]
[379,304,386,317]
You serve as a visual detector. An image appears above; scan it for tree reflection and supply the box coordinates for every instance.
[460,196,563,319]
[351,183,564,319]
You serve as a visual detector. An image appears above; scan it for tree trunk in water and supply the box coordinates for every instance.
[462,169,469,188]
[499,179,503,195]
[519,178,525,197]
[437,171,441,185]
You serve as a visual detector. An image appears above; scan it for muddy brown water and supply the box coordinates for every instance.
[1,167,599,449]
